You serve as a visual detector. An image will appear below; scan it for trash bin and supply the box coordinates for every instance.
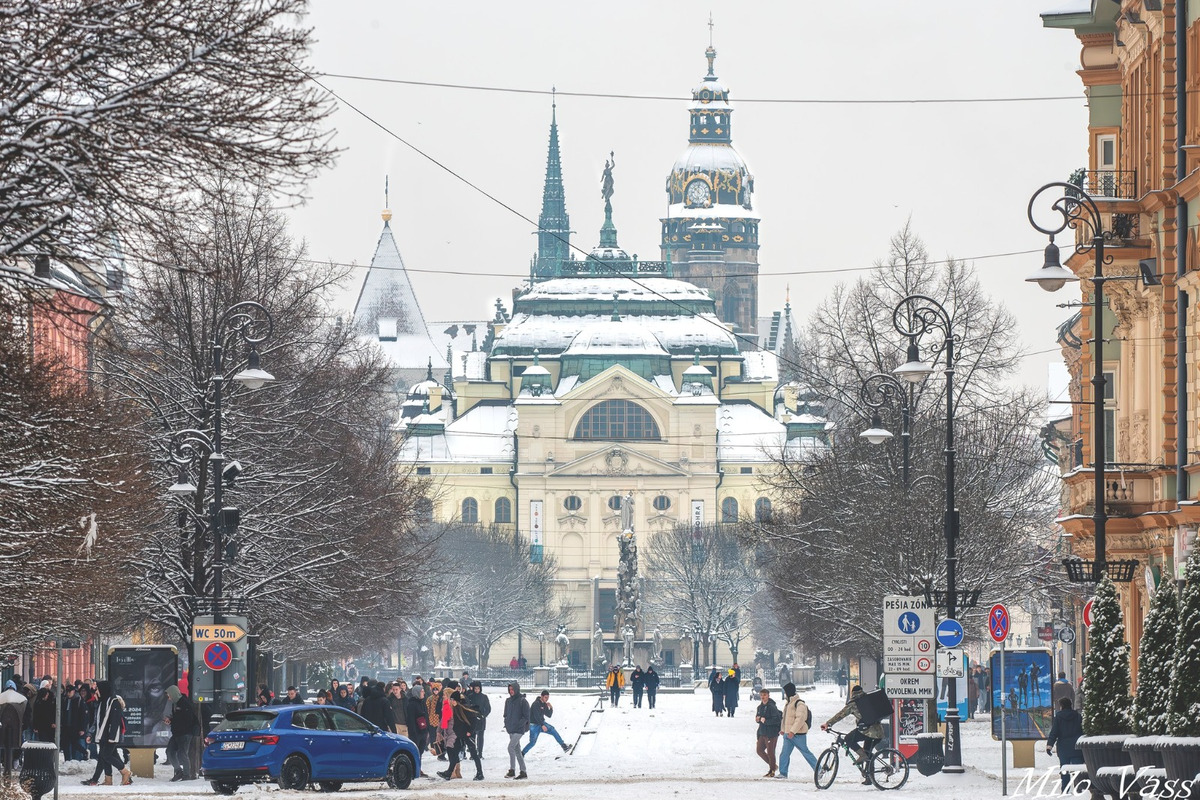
[19,741,58,800]
[915,733,945,776]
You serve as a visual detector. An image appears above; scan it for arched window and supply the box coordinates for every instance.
[461,497,479,524]
[721,497,739,524]
[495,497,512,524]
[574,399,661,441]
[416,497,433,523]
[755,497,773,523]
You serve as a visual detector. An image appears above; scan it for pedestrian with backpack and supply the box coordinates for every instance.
[777,682,818,778]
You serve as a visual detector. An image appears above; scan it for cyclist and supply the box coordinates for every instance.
[821,685,883,785]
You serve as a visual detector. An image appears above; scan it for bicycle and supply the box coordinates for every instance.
[814,728,910,790]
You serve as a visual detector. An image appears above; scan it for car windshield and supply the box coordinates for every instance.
[215,711,276,732]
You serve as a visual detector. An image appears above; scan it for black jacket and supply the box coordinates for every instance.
[170,695,200,737]
[1046,708,1083,757]
[358,685,395,731]
[529,697,553,726]
[31,689,56,739]
[386,691,406,729]
[405,693,428,733]
[503,686,530,734]
[630,669,645,689]
[756,699,783,738]
[463,690,491,731]
[645,669,660,690]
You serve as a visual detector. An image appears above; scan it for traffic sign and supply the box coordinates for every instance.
[203,641,233,671]
[883,673,936,698]
[192,622,247,643]
[885,655,915,673]
[1083,598,1095,628]
[883,596,934,636]
[936,619,965,648]
[937,648,965,678]
[916,657,933,673]
[1059,627,1076,645]
[988,603,1010,643]
[916,638,933,653]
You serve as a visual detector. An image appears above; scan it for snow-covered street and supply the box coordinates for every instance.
[43,684,1037,799]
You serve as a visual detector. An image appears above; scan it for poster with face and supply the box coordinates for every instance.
[989,649,1053,740]
[107,646,178,747]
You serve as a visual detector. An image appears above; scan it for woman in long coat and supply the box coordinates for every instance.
[709,672,725,716]
[723,670,741,718]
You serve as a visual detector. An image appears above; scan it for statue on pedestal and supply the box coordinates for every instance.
[555,625,570,665]
[593,622,606,669]
[449,630,463,667]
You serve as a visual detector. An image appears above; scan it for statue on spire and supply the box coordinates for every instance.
[601,151,616,206]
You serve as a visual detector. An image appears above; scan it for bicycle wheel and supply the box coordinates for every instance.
[814,747,839,790]
[868,748,910,790]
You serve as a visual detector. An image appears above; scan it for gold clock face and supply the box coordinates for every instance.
[686,180,711,207]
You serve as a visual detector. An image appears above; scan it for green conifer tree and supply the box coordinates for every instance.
[1082,576,1132,735]
[1167,548,1200,736]
[1132,578,1176,735]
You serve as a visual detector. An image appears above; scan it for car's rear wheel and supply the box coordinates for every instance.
[317,781,342,793]
[210,780,239,795]
[279,754,311,791]
[387,752,414,789]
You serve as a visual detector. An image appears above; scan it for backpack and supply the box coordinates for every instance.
[793,698,811,734]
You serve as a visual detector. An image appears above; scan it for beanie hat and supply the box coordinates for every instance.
[469,680,482,690]
[783,682,797,697]
[166,685,182,703]
[39,680,50,689]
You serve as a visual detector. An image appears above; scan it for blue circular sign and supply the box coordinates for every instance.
[897,611,922,634]
[935,619,964,648]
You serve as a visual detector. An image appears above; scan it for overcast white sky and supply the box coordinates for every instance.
[288,1,1088,392]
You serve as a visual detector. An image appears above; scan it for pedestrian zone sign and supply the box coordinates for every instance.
[882,596,935,683]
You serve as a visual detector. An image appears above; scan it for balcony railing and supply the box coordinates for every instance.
[1069,168,1138,200]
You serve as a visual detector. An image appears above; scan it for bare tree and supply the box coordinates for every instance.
[643,523,761,667]
[0,290,154,649]
[0,0,334,267]
[746,224,1060,657]
[98,185,422,659]
[410,524,563,671]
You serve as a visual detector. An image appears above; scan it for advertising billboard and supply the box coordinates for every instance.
[989,648,1053,740]
[107,645,178,748]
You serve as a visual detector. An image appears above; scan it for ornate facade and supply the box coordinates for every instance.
[1042,0,1200,683]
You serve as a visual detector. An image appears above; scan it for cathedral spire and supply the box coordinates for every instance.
[534,91,571,281]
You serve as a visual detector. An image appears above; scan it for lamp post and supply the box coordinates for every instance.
[537,632,545,668]
[171,301,274,711]
[859,372,913,489]
[891,293,965,773]
[1026,182,1144,584]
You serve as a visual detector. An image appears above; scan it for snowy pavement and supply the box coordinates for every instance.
[42,685,1033,799]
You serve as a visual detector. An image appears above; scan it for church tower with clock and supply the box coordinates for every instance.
[661,43,760,338]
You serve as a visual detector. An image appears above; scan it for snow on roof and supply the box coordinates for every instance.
[653,374,679,395]
[364,332,448,371]
[400,402,516,463]
[564,320,669,356]
[716,402,787,462]
[353,221,440,350]
[665,202,760,222]
[518,277,714,304]
[740,351,778,382]
[494,313,739,355]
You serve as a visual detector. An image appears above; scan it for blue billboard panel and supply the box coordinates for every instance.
[989,649,1053,740]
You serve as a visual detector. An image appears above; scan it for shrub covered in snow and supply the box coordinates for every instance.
[1132,578,1176,735]
[1082,576,1132,736]
[1168,548,1200,736]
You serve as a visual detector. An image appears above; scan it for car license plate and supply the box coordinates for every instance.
[220,741,245,751]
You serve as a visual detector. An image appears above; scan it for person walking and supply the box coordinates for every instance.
[387,681,408,737]
[61,684,85,760]
[709,670,725,717]
[31,683,56,743]
[1051,672,1075,709]
[0,680,23,778]
[630,666,645,709]
[723,668,741,718]
[274,686,304,706]
[522,690,570,755]
[441,685,483,782]
[777,682,818,779]
[1046,697,1084,791]
[82,682,130,786]
[163,685,199,781]
[405,685,431,777]
[463,681,491,755]
[754,688,782,778]
[605,665,625,707]
[644,666,660,710]
[502,682,529,780]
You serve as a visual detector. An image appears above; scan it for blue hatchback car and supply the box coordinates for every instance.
[201,705,420,794]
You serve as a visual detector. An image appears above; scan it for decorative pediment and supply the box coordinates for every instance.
[546,445,689,479]
[558,363,672,403]
[557,514,589,530]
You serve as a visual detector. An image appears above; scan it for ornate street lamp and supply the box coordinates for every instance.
[1026,182,1144,584]
[859,372,912,489]
[891,293,968,774]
